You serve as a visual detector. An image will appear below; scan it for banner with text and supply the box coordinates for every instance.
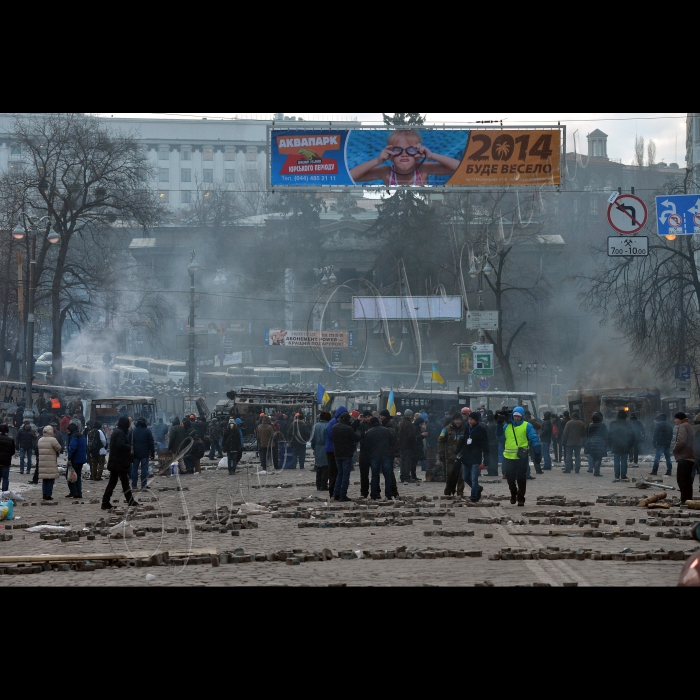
[266,330,353,348]
[270,128,562,188]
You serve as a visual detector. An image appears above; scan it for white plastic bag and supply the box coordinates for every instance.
[218,458,228,470]
[109,521,135,539]
[26,525,69,533]
[67,466,78,484]
[237,503,270,516]
[0,491,25,502]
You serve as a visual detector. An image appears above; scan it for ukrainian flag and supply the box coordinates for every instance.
[432,365,445,385]
[317,383,331,406]
[387,390,397,417]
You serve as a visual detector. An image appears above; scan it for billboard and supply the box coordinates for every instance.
[352,296,463,321]
[269,127,562,189]
[266,330,353,348]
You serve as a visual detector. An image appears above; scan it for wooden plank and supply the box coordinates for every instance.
[0,548,216,564]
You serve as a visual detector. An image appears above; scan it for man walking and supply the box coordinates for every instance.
[651,413,673,477]
[562,412,586,474]
[255,416,276,472]
[101,416,139,510]
[208,419,223,461]
[458,413,490,502]
[222,419,242,475]
[608,410,634,483]
[331,412,360,502]
[673,412,695,505]
[131,416,155,490]
[502,407,542,507]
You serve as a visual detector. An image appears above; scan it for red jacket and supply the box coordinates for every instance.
[60,416,71,433]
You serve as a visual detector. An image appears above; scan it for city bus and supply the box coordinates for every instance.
[113,365,151,382]
[113,356,154,371]
[148,360,187,384]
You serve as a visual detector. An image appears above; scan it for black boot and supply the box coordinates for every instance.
[101,502,115,510]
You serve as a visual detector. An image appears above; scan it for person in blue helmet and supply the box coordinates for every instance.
[502,406,541,507]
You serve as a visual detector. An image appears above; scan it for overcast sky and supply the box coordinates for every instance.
[98,113,689,166]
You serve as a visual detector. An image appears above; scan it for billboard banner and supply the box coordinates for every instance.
[266,329,353,348]
[270,127,562,188]
[352,296,463,321]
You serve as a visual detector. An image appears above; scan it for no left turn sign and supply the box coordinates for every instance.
[607,194,649,235]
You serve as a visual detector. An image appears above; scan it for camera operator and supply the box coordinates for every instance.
[500,406,542,507]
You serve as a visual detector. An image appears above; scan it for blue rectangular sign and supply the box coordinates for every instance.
[656,195,700,236]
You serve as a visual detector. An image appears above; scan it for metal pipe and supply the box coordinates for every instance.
[189,268,195,397]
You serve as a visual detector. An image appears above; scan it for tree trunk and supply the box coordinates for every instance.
[51,294,63,386]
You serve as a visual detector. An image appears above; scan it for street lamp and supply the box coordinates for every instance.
[187,251,199,397]
[516,361,537,391]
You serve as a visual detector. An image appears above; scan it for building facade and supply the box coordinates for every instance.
[689,113,700,172]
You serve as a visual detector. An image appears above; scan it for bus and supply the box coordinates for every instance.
[88,396,158,433]
[114,356,154,371]
[148,360,187,384]
[113,365,151,382]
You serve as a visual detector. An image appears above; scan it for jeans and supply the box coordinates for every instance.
[359,454,371,497]
[552,440,561,462]
[565,446,582,472]
[333,457,353,499]
[1,466,9,492]
[677,460,695,503]
[652,446,673,475]
[42,479,55,498]
[227,452,238,474]
[68,462,83,497]
[370,455,393,500]
[209,440,223,460]
[400,449,413,482]
[613,453,628,479]
[327,453,338,498]
[131,456,149,489]
[629,445,640,465]
[102,470,134,507]
[541,442,552,470]
[461,463,482,501]
[504,457,528,503]
[19,447,32,474]
[287,443,306,470]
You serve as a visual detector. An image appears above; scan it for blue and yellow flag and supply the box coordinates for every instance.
[432,365,445,385]
[317,383,331,406]
[387,390,397,417]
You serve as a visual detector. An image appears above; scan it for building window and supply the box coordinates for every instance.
[181,168,191,183]
[9,163,23,177]
[181,148,191,161]
[203,169,214,183]
[159,168,170,182]
[225,148,236,161]
[181,191,192,204]
[158,147,170,161]
[590,198,599,215]
[10,145,21,156]
[158,191,170,203]
[203,148,214,161]
[225,169,236,183]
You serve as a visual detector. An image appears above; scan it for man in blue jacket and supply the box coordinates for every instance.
[502,407,541,507]
[325,406,346,499]
[66,422,87,499]
[131,417,155,490]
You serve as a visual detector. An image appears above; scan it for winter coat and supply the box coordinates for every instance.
[67,430,87,465]
[653,421,673,449]
[608,419,634,454]
[15,426,37,452]
[189,433,206,460]
[362,425,395,459]
[107,419,133,473]
[562,420,586,447]
[37,426,61,480]
[381,417,400,457]
[397,417,417,451]
[37,411,52,428]
[486,419,499,447]
[325,406,347,454]
[629,418,645,446]
[287,419,311,446]
[413,418,427,459]
[168,424,188,453]
[256,417,276,449]
[53,429,65,452]
[60,416,71,434]
[673,419,695,462]
[0,434,15,467]
[208,424,221,444]
[539,419,553,443]
[458,423,490,467]
[222,427,242,455]
[131,419,155,460]
[331,419,360,460]
[311,421,329,467]
[155,422,170,443]
[439,422,466,463]
[586,422,608,459]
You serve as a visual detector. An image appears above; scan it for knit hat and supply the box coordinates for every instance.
[379,410,391,419]
[675,412,688,421]
[404,409,414,418]
[468,412,481,423]
[351,410,360,419]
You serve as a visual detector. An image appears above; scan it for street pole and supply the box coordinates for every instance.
[187,251,198,398]
[26,232,36,410]
[17,250,24,384]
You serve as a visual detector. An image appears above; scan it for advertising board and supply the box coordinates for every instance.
[265,330,353,348]
[270,127,563,189]
[352,296,462,321]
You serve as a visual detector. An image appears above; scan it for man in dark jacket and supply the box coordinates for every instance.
[130,417,155,490]
[15,421,37,475]
[66,423,87,499]
[651,414,674,476]
[628,414,645,467]
[154,418,169,451]
[331,412,360,502]
[379,410,400,498]
[673,413,695,504]
[37,409,52,429]
[539,412,553,471]
[222,419,242,475]
[102,416,139,510]
[440,414,466,496]
[608,410,634,482]
[458,413,490,502]
[352,411,373,498]
[485,412,500,476]
[312,413,331,491]
[0,424,16,492]
[397,410,417,485]
[325,406,347,499]
[412,415,428,482]
[286,414,311,470]
[562,413,586,474]
[208,419,223,460]
[169,418,187,454]
[362,417,395,500]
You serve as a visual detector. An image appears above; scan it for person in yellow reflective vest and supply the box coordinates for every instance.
[503,407,542,507]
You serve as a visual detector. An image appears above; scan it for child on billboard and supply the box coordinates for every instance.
[350,130,460,186]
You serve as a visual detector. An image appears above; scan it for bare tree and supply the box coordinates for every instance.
[648,140,657,167]
[0,113,163,384]
[179,176,245,229]
[635,136,646,167]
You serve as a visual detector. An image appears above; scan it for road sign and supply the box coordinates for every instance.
[675,364,692,381]
[551,384,562,401]
[608,236,649,257]
[656,195,700,236]
[458,347,473,375]
[478,379,491,391]
[466,311,499,331]
[473,352,494,377]
[471,344,494,353]
[607,194,649,235]
[677,390,691,400]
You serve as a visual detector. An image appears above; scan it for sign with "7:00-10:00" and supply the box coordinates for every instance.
[608,237,649,257]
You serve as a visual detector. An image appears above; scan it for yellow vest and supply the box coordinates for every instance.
[504,421,529,460]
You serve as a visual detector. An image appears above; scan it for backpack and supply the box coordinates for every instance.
[88,429,102,457]
[552,424,559,438]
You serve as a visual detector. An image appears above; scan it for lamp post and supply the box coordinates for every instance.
[187,250,199,397]
[517,361,538,392]
[12,215,58,415]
